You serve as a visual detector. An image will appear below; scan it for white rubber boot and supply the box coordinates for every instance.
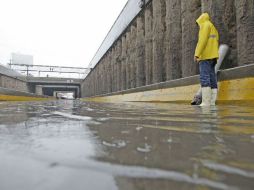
[200,87,211,107]
[210,88,218,106]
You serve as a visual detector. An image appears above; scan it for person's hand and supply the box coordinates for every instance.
[194,56,199,63]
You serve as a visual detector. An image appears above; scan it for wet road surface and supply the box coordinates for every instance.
[0,100,254,190]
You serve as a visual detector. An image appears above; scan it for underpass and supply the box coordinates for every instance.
[0,0,254,190]
[0,63,87,100]
[27,77,82,98]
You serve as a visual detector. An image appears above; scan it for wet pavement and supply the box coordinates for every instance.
[0,100,254,190]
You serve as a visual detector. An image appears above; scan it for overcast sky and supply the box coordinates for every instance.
[0,0,128,68]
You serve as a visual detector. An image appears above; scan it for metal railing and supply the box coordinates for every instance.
[8,63,91,79]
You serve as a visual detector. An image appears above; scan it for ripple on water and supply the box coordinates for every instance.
[102,140,127,148]
[137,143,152,153]
[52,111,92,120]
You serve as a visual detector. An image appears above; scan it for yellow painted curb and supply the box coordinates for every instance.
[82,77,254,103]
[0,94,53,101]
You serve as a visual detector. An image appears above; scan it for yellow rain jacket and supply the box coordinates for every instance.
[195,13,219,61]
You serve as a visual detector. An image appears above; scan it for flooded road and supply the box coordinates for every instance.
[0,100,254,190]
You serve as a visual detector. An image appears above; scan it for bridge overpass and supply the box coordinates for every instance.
[0,64,85,99]
[26,77,82,98]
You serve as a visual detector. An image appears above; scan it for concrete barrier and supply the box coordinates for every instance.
[82,64,254,103]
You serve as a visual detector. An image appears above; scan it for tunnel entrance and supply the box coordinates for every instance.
[54,91,74,99]
[42,87,79,99]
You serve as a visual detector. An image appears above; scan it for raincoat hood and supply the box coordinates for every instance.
[196,13,210,26]
[195,12,219,60]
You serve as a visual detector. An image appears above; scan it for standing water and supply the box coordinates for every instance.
[0,100,254,190]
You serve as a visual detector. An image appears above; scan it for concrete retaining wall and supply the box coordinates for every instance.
[0,74,28,92]
[0,64,28,92]
[83,64,254,103]
[81,0,254,97]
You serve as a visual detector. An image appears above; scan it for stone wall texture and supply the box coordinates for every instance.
[81,0,254,97]
[0,74,28,92]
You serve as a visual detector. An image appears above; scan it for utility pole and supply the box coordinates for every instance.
[26,65,29,76]
[8,59,12,68]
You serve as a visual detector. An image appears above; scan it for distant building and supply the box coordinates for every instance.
[11,53,33,65]
[9,53,34,76]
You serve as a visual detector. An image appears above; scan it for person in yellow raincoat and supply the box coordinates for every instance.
[194,13,219,106]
